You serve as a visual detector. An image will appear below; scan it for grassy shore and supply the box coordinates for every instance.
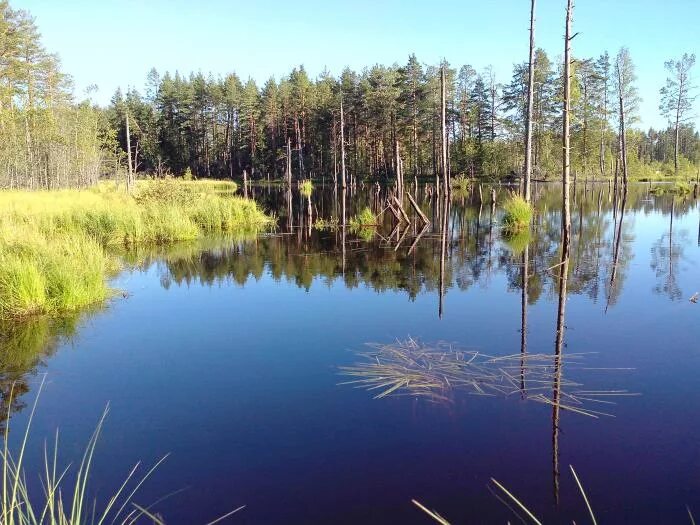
[0,179,272,319]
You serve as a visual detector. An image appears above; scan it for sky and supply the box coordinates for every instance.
[13,0,700,130]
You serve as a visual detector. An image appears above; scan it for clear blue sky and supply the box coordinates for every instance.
[14,0,700,130]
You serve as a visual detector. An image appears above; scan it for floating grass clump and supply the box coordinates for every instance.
[501,196,533,233]
[299,179,314,197]
[0,179,272,318]
[339,339,636,417]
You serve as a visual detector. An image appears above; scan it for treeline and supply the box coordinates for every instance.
[109,49,699,183]
[0,1,111,189]
[0,0,698,189]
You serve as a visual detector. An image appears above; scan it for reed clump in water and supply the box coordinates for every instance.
[501,196,533,233]
[0,179,272,318]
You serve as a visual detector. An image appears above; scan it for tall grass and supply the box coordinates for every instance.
[0,180,272,318]
[501,195,533,234]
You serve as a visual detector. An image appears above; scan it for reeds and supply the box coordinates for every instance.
[1,378,167,525]
[0,378,246,525]
[339,339,636,418]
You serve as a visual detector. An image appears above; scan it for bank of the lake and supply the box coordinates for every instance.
[0,179,272,318]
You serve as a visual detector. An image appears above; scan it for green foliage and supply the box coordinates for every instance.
[0,180,271,318]
[501,196,533,233]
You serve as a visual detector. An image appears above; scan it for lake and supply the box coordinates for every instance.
[1,182,699,524]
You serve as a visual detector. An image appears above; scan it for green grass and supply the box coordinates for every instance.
[0,179,272,318]
[501,196,533,234]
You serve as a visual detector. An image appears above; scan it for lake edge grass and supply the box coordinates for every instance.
[0,179,273,319]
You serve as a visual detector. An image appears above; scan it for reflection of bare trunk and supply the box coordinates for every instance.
[607,190,627,311]
[669,198,675,286]
[438,195,449,318]
[520,244,529,397]
[552,238,570,506]
[286,187,293,230]
[307,194,312,235]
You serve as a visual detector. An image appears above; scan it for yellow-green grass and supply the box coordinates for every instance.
[501,196,533,234]
[0,180,272,318]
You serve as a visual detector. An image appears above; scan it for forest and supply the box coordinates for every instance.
[0,0,697,190]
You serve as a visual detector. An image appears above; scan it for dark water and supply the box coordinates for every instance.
[2,182,700,524]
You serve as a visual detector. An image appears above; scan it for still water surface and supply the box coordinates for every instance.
[1,183,699,524]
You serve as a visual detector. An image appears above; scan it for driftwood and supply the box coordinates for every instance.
[392,195,411,223]
[406,192,430,225]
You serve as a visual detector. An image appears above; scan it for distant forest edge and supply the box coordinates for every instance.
[0,1,697,189]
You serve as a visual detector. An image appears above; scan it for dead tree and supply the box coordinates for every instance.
[562,0,574,250]
[523,0,537,202]
[440,65,449,195]
[126,110,134,194]
[340,95,347,189]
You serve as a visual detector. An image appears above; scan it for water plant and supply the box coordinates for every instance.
[501,195,533,233]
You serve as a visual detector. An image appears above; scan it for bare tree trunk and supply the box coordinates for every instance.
[440,65,449,195]
[523,0,536,202]
[126,109,133,194]
[340,95,347,189]
[562,0,573,250]
[286,137,292,185]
